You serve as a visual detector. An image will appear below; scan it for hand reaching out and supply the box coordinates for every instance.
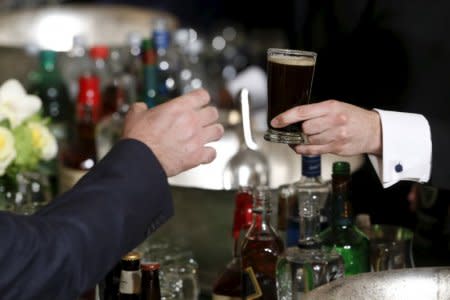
[271,100,382,157]
[122,89,224,177]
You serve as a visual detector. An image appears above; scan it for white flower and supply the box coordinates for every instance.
[28,122,58,161]
[0,79,42,128]
[0,127,16,175]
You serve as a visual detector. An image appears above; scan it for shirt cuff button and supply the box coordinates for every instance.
[395,163,403,173]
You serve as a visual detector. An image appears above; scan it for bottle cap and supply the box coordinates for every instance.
[39,50,57,70]
[332,161,350,175]
[302,155,321,177]
[122,251,141,262]
[141,262,160,271]
[89,45,109,59]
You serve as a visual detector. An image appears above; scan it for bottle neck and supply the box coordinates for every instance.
[330,174,353,227]
[249,204,272,234]
[297,196,322,248]
[232,188,253,258]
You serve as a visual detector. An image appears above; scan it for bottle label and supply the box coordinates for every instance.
[59,165,87,193]
[119,270,141,294]
[242,267,262,300]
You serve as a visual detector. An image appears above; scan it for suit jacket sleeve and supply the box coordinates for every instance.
[0,139,173,299]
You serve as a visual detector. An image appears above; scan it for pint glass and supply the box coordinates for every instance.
[264,48,317,144]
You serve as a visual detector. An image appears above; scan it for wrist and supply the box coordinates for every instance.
[368,110,382,156]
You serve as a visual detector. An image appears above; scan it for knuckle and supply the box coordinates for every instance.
[337,113,349,124]
[337,128,348,139]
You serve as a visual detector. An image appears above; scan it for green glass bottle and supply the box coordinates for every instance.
[319,161,370,275]
[28,49,73,147]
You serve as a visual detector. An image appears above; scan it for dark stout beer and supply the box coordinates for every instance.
[265,49,316,144]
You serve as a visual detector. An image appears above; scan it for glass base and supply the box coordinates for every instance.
[264,129,308,144]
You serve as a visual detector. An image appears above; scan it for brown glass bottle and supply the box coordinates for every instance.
[212,186,253,299]
[241,186,285,300]
[140,262,161,300]
[58,75,101,194]
[119,252,141,300]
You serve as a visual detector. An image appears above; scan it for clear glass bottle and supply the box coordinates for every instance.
[241,185,284,300]
[62,34,91,103]
[89,45,111,92]
[152,17,180,103]
[286,155,330,247]
[212,186,253,299]
[276,178,344,300]
[95,104,129,160]
[319,161,370,275]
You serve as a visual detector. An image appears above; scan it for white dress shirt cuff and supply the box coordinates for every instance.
[368,109,432,188]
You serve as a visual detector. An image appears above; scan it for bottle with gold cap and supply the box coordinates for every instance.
[119,251,141,300]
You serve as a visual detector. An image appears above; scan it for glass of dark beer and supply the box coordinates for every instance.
[264,48,317,144]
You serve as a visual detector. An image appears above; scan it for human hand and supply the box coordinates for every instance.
[122,89,224,177]
[270,100,382,156]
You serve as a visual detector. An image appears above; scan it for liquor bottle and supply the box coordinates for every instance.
[276,183,295,245]
[319,161,370,275]
[140,38,158,108]
[276,178,344,300]
[89,45,111,91]
[119,251,141,300]
[152,17,179,103]
[58,75,101,194]
[62,34,91,103]
[140,262,161,300]
[123,31,143,87]
[241,185,284,300]
[27,49,73,147]
[212,186,253,299]
[286,155,330,247]
[95,103,129,160]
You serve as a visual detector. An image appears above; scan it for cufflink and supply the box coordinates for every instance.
[395,163,403,173]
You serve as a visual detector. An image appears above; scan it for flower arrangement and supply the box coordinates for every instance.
[0,79,57,180]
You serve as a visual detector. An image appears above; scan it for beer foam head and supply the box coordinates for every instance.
[269,54,315,66]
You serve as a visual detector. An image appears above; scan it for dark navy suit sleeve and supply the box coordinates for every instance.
[0,138,173,300]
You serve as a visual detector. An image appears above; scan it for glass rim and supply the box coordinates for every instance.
[267,48,317,58]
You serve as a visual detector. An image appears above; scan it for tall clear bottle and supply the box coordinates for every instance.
[62,34,91,103]
[241,186,284,300]
[212,186,253,299]
[152,17,179,103]
[319,161,370,275]
[276,178,344,300]
[286,155,330,247]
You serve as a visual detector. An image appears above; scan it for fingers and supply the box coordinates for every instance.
[291,143,333,156]
[199,146,217,164]
[200,123,224,144]
[270,101,328,128]
[127,102,147,116]
[197,106,219,127]
[174,88,211,109]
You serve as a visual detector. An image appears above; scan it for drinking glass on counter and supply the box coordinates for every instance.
[138,242,200,300]
[367,225,415,272]
[264,48,317,144]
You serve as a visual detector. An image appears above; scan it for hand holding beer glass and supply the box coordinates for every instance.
[264,48,317,144]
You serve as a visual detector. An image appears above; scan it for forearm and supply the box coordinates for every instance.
[0,139,173,299]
